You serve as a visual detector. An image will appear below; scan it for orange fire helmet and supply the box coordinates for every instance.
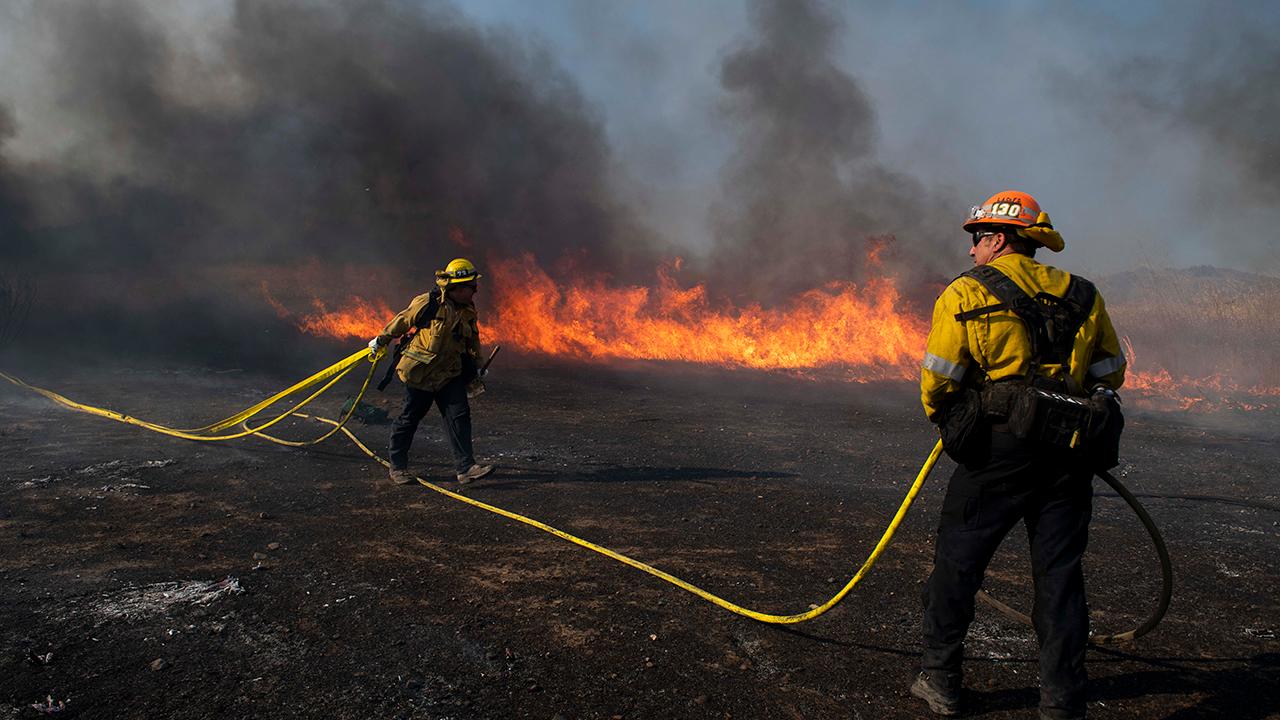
[962,190,1064,252]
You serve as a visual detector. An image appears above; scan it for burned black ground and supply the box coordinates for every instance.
[1,353,1277,719]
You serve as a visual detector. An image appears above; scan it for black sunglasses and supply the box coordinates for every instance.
[971,230,999,246]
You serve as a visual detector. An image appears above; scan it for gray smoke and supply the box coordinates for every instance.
[1051,8,1280,274]
[1171,37,1280,204]
[707,0,955,303]
[1086,35,1280,208]
[0,0,661,362]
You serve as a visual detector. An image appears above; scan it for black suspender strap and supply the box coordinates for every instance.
[961,265,1045,321]
[412,290,443,330]
[377,291,445,392]
[953,264,1097,370]
[1061,276,1097,333]
[954,303,1007,322]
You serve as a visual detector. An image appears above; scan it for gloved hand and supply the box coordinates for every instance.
[478,367,488,378]
[368,337,387,353]
[1089,384,1120,402]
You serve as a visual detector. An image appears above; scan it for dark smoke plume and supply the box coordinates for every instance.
[0,103,28,251]
[0,271,35,347]
[0,0,659,362]
[708,0,956,303]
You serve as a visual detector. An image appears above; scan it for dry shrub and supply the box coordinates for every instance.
[1104,267,1280,388]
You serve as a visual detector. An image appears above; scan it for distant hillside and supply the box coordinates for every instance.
[1101,266,1280,389]
[1101,266,1280,305]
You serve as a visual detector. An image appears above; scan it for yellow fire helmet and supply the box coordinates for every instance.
[436,257,482,287]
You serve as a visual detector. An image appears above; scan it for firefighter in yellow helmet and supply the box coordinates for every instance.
[369,258,494,486]
[911,191,1126,719]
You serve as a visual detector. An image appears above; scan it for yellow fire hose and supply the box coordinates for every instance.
[319,410,941,624]
[0,347,375,443]
[978,466,1173,645]
[0,348,1170,637]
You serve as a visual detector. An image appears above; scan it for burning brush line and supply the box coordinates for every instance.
[1124,370,1280,413]
[269,255,1280,411]
[274,255,928,381]
[487,256,927,377]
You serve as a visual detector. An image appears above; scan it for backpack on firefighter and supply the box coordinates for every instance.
[937,264,1123,470]
[377,290,443,392]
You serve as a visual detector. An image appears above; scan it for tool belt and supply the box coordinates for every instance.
[941,380,1122,470]
[985,380,1091,448]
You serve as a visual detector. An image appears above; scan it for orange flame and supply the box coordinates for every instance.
[1119,336,1280,411]
[266,256,1280,412]
[265,255,928,380]
[295,297,396,340]
[1124,368,1280,412]
[483,255,927,379]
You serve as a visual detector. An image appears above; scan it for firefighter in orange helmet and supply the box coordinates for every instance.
[369,258,494,486]
[911,191,1126,719]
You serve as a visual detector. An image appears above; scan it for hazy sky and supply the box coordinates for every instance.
[2,0,1277,280]
[457,0,1280,277]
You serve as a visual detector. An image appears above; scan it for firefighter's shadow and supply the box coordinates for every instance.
[963,650,1280,719]
[478,465,798,490]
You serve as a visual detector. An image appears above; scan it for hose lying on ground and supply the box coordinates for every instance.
[977,467,1174,644]
[0,348,376,444]
[1,347,1172,636]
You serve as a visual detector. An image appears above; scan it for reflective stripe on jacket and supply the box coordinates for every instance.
[379,291,481,392]
[920,253,1125,421]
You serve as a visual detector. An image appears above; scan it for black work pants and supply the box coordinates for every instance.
[921,430,1093,718]
[388,377,475,473]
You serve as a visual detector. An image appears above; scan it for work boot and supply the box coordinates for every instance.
[456,464,494,484]
[910,671,961,717]
[388,467,415,486]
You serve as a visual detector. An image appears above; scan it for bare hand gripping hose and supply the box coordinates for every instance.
[1,347,1171,636]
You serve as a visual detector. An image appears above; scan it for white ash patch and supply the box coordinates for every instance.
[1215,561,1244,578]
[732,632,782,677]
[88,577,242,624]
[76,458,176,482]
[17,458,174,492]
[1224,524,1270,536]
[98,482,151,493]
[967,617,1033,659]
